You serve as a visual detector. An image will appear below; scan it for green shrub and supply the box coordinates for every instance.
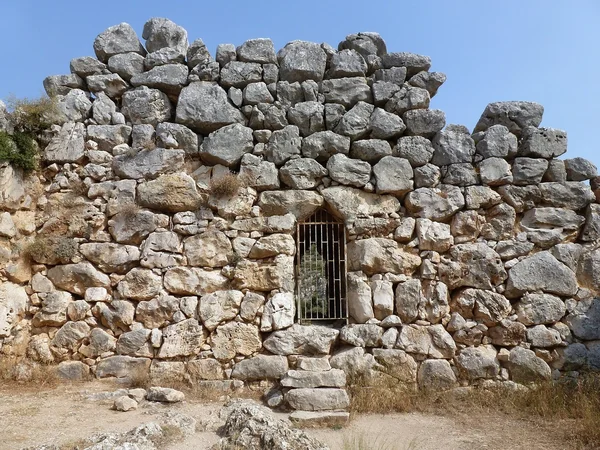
[6,95,57,135]
[25,236,78,265]
[0,131,38,171]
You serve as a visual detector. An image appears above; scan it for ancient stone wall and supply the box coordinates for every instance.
[1,17,600,414]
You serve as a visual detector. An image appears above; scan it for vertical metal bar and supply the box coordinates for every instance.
[342,224,347,322]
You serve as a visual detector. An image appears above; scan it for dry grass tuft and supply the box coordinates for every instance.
[348,374,600,449]
[0,356,58,387]
[24,235,78,265]
[209,172,245,198]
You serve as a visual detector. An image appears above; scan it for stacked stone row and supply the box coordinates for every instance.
[0,16,598,405]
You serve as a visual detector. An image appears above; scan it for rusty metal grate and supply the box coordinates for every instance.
[295,209,347,323]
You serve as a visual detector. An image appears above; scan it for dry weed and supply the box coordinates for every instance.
[0,355,58,387]
[209,172,245,197]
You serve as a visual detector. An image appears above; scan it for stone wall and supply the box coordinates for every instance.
[1,17,600,410]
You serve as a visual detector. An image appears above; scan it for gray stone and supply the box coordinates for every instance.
[70,56,107,77]
[130,64,188,98]
[188,38,213,68]
[408,71,446,97]
[334,101,374,140]
[404,185,465,221]
[565,298,600,340]
[286,388,350,411]
[340,324,384,347]
[512,157,549,185]
[237,38,277,64]
[43,74,85,96]
[55,89,92,123]
[265,125,302,166]
[527,325,562,348]
[142,17,188,55]
[96,355,151,379]
[263,324,339,355]
[92,92,117,125]
[280,158,327,189]
[302,130,351,161]
[395,136,434,167]
[146,386,185,403]
[455,345,499,381]
[79,243,139,274]
[321,77,372,108]
[402,109,446,138]
[281,369,346,388]
[87,124,132,151]
[476,124,517,159]
[506,251,578,298]
[86,73,129,99]
[442,163,478,187]
[507,346,551,383]
[155,122,198,155]
[327,49,367,78]
[220,61,262,88]
[347,238,421,276]
[243,82,274,105]
[581,203,600,242]
[239,153,280,191]
[479,157,513,186]
[176,82,245,134]
[431,127,475,166]
[544,159,567,182]
[93,23,145,63]
[373,156,414,195]
[339,32,387,58]
[326,153,371,188]
[385,84,430,116]
[347,273,374,323]
[158,319,205,358]
[417,359,457,391]
[107,52,145,81]
[258,191,322,220]
[112,147,184,179]
[518,126,567,158]
[474,102,544,137]
[200,123,253,167]
[117,329,151,356]
[137,173,204,213]
[44,122,85,163]
[32,291,72,328]
[350,139,393,163]
[278,41,327,83]
[539,182,595,210]
[114,396,138,412]
[231,355,288,380]
[369,107,406,139]
[382,52,431,76]
[117,268,162,301]
[564,157,597,181]
[322,186,401,221]
[287,101,324,136]
[414,163,441,188]
[47,263,111,296]
[521,207,584,231]
[439,243,506,290]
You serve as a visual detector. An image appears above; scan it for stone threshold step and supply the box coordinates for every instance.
[289,410,350,428]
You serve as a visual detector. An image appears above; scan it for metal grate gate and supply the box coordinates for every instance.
[295,209,347,323]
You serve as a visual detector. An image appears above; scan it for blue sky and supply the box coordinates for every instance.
[1,1,599,167]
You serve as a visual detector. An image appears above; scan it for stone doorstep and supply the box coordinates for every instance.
[280,368,347,388]
[289,410,350,428]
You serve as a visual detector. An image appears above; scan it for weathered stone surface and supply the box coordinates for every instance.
[147,386,185,403]
[200,123,254,167]
[158,319,205,358]
[280,158,327,189]
[44,122,86,163]
[347,273,374,323]
[335,101,374,140]
[321,77,371,108]
[281,369,346,389]
[402,109,445,138]
[135,294,179,329]
[47,263,111,296]
[439,243,506,290]
[117,328,152,356]
[278,41,327,83]
[409,71,446,97]
[476,124,517,159]
[370,107,406,139]
[0,283,28,337]
[340,324,383,347]
[233,255,294,292]
[249,234,295,259]
[373,156,413,196]
[350,139,393,163]
[348,238,421,276]
[79,243,139,274]
[382,52,431,76]
[519,126,567,158]
[112,148,184,180]
[431,127,475,166]
[286,388,350,411]
[94,23,146,62]
[143,17,188,55]
[565,298,600,340]
[260,292,295,332]
[507,346,551,383]
[87,124,132,151]
[263,324,339,356]
[137,173,204,213]
[417,359,457,391]
[302,130,351,161]
[231,214,296,234]
[404,186,465,221]
[185,231,233,268]
[455,345,499,381]
[474,102,544,137]
[512,157,549,185]
[265,125,302,166]
[121,86,172,126]
[164,267,229,295]
[239,153,280,191]
[506,251,577,298]
[322,186,400,221]
[96,355,151,379]
[258,191,323,220]
[564,157,597,181]
[58,361,90,381]
[326,153,370,188]
[176,82,245,133]
[198,290,243,331]
[231,355,288,380]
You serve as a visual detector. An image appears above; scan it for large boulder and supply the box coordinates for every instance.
[231,355,289,380]
[455,345,500,381]
[506,251,578,298]
[47,263,111,296]
[417,359,457,391]
[142,17,188,55]
[285,388,350,411]
[137,173,204,213]
[44,122,85,163]
[93,23,146,62]
[507,346,551,383]
[258,190,323,220]
[121,86,172,126]
[347,238,421,276]
[185,231,233,268]
[200,123,254,167]
[321,186,401,222]
[404,186,465,221]
[515,293,566,326]
[158,319,206,358]
[474,101,544,137]
[0,283,28,337]
[263,324,339,356]
[439,243,506,290]
[79,243,140,274]
[198,290,243,330]
[278,41,327,83]
[176,82,245,133]
[565,298,600,340]
[112,148,185,180]
[211,322,262,361]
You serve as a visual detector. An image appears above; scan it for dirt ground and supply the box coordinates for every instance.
[0,381,577,450]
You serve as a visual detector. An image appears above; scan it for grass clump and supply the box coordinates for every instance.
[6,95,57,135]
[209,172,245,197]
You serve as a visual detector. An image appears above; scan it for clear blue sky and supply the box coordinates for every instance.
[1,1,599,167]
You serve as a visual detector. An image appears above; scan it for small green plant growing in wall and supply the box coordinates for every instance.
[297,244,329,318]
[0,95,58,172]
